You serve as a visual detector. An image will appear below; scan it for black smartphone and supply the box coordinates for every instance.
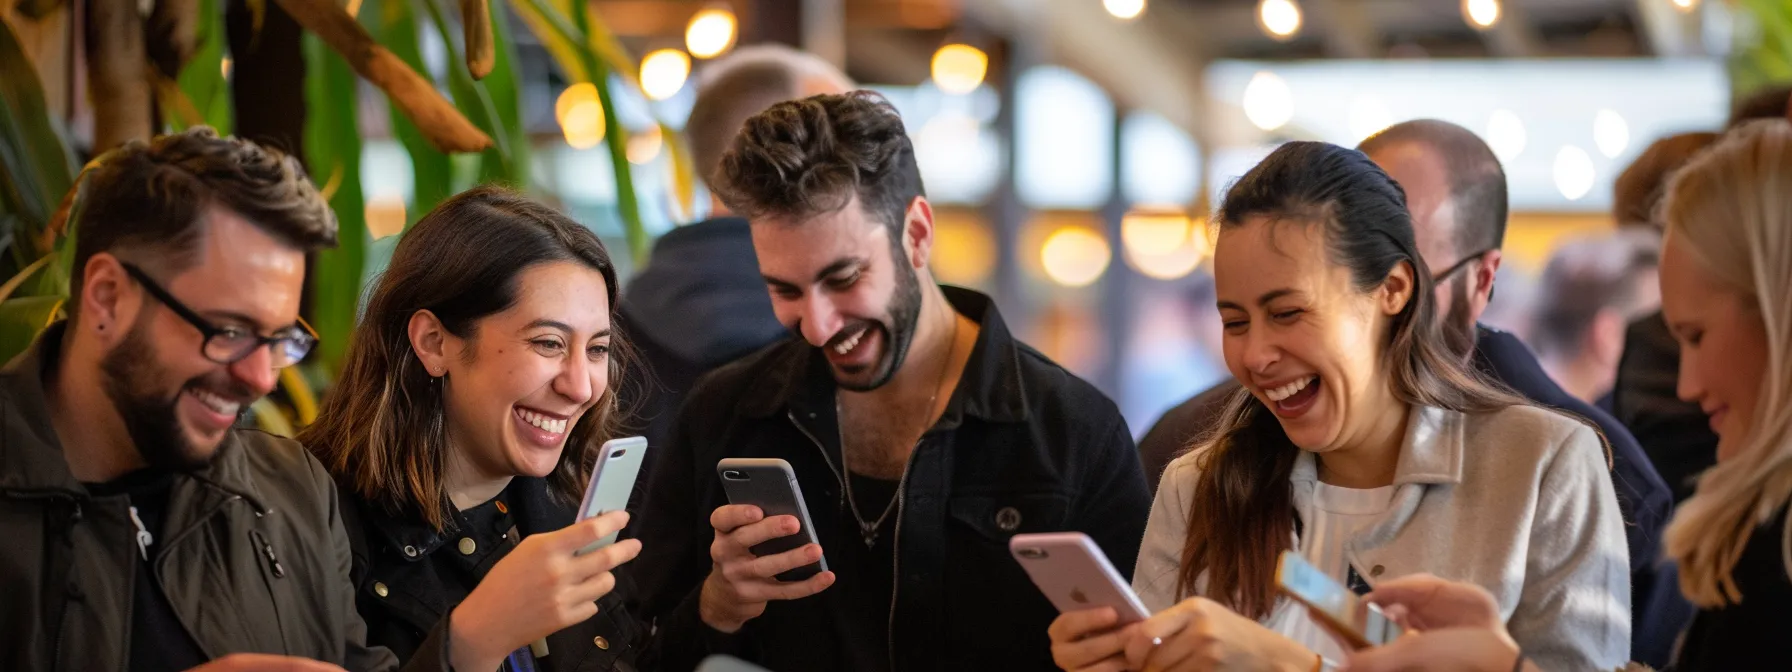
[716,458,828,581]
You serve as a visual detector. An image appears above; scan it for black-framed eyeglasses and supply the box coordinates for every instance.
[1432,248,1494,284]
[120,262,317,368]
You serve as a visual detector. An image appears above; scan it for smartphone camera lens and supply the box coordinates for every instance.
[722,470,748,481]
[1017,548,1048,560]
[611,449,628,458]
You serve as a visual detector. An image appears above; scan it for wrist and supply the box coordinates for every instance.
[698,574,748,634]
[448,603,504,671]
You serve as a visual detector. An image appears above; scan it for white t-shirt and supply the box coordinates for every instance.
[1272,481,1396,664]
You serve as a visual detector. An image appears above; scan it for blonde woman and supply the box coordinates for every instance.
[1342,119,1792,672]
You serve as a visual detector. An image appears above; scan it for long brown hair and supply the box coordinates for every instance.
[302,186,634,530]
[1179,141,1526,618]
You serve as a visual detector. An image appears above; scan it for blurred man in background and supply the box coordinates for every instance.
[618,45,852,457]
[1532,230,1661,405]
[1136,119,1680,667]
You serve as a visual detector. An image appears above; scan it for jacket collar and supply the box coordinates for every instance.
[357,475,569,561]
[0,321,270,510]
[740,286,1030,426]
[1291,404,1466,487]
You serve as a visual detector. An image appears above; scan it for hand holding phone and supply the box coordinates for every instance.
[1013,533,1152,671]
[699,459,836,633]
[1276,551,1403,650]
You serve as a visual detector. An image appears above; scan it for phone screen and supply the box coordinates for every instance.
[1275,551,1403,648]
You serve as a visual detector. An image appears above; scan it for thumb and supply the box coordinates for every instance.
[556,510,631,552]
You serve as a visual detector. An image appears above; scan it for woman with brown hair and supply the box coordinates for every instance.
[1047,142,1629,672]
[303,186,644,671]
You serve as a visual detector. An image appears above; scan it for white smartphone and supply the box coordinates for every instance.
[716,458,827,581]
[575,436,649,555]
[1275,551,1402,649]
[1010,532,1151,624]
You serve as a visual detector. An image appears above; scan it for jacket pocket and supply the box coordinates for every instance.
[946,492,1072,544]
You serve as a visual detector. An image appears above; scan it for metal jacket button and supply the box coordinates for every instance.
[458,538,477,555]
[403,545,417,558]
[593,636,610,650]
[995,507,1022,532]
[373,582,389,598]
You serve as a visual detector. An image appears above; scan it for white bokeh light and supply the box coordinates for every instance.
[1554,146,1596,201]
[1485,109,1527,162]
[1593,109,1630,159]
[1243,71,1294,131]
[1104,0,1145,21]
[1258,0,1302,40]
[1463,0,1500,29]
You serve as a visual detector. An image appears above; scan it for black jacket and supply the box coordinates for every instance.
[1135,326,1687,668]
[1613,311,1718,504]
[334,475,642,672]
[628,287,1151,672]
[1669,505,1792,670]
[0,323,442,671]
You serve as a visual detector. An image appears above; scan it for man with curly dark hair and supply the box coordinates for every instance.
[630,92,1150,671]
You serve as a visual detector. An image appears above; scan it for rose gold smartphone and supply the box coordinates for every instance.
[1010,532,1150,624]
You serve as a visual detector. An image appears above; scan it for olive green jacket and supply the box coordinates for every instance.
[0,323,449,671]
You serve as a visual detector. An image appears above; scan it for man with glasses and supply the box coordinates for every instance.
[1136,120,1680,668]
[0,128,444,671]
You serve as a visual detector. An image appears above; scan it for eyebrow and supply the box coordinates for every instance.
[521,319,610,337]
[762,257,867,288]
[1215,288,1302,312]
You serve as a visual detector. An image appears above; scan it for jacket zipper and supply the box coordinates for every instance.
[787,410,920,671]
[788,411,846,490]
[49,496,82,672]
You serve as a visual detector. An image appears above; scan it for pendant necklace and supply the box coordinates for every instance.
[838,307,960,548]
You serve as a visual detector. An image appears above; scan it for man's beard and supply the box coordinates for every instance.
[834,247,924,393]
[1440,273,1479,362]
[99,318,238,472]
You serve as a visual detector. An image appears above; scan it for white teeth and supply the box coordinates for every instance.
[518,409,567,434]
[833,329,865,355]
[190,389,240,416]
[1264,376,1315,402]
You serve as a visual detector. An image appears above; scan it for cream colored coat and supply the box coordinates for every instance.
[1135,404,1631,672]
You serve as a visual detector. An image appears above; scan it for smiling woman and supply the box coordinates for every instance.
[1049,141,1631,672]
[300,185,647,672]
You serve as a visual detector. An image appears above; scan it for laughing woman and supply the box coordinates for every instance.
[303,186,643,672]
[1047,142,1630,672]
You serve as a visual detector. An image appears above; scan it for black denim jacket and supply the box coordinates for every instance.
[335,475,642,672]
[628,287,1151,672]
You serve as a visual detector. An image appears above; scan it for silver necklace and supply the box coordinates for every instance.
[839,309,960,548]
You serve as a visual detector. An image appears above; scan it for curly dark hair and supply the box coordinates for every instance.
[69,126,337,311]
[711,90,925,247]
